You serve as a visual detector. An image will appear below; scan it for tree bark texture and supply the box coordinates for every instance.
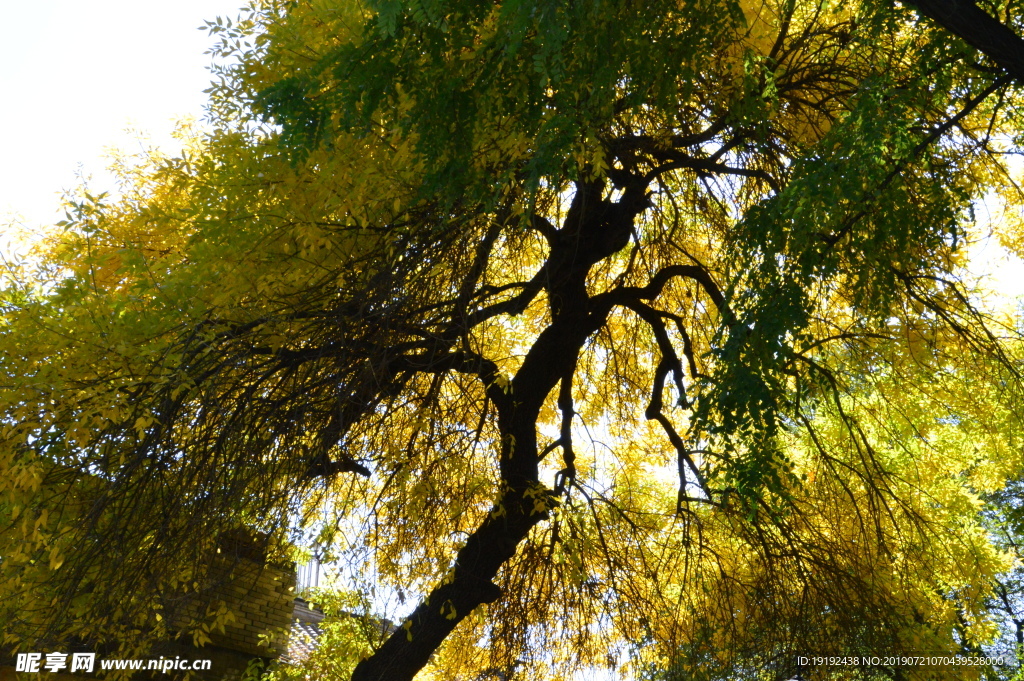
[350,178,650,681]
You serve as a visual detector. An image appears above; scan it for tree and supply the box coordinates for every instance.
[977,480,1024,678]
[3,0,1024,679]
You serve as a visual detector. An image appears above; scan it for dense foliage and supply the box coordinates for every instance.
[4,0,1024,679]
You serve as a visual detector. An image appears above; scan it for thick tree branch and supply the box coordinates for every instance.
[607,117,730,157]
[645,156,782,194]
[593,264,733,324]
[625,300,690,409]
[902,0,1024,83]
[465,268,547,327]
[555,365,577,494]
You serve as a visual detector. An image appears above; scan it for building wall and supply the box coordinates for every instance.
[169,556,296,659]
[1,550,297,680]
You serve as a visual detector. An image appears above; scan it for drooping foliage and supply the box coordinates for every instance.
[3,0,1024,679]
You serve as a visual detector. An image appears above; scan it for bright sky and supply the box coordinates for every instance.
[0,0,246,239]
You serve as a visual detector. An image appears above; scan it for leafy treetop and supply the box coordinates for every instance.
[3,0,1024,679]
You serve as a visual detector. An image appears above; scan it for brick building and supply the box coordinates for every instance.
[1,535,302,681]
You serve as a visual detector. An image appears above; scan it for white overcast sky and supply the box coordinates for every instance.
[0,0,246,234]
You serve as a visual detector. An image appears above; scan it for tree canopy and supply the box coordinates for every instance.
[4,0,1024,679]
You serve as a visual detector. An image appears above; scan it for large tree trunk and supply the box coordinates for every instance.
[351,178,648,681]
